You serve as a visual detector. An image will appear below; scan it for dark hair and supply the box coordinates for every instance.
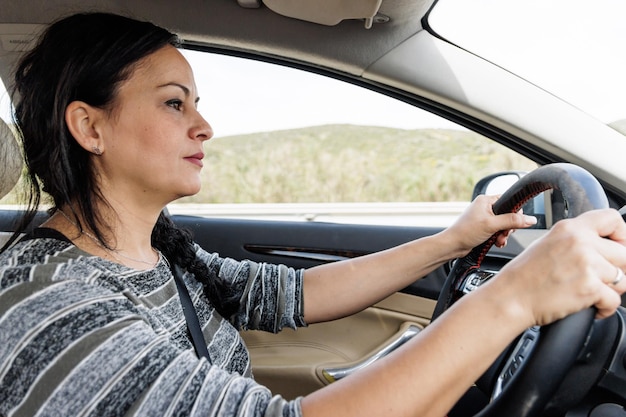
[7,12,238,317]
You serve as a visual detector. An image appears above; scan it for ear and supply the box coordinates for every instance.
[65,101,105,155]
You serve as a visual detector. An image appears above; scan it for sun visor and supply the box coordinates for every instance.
[259,0,383,28]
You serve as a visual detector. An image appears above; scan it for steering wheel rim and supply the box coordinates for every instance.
[432,163,609,417]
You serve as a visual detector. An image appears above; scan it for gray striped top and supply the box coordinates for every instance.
[0,231,306,417]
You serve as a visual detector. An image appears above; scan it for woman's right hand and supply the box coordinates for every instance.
[486,208,626,329]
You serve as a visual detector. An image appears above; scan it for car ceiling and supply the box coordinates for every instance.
[0,0,435,87]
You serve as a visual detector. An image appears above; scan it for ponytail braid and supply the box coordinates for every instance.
[151,213,240,318]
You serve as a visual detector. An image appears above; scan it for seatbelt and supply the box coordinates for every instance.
[170,263,211,361]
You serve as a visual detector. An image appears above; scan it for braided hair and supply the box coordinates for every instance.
[152,213,239,317]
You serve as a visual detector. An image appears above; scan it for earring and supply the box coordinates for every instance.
[92,146,102,155]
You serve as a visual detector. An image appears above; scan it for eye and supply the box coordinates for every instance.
[166,99,183,111]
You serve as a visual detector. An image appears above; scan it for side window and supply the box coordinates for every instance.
[0,51,538,223]
[175,51,537,225]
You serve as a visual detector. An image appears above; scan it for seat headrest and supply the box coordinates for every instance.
[0,118,23,201]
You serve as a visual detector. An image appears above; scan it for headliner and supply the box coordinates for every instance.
[0,0,435,80]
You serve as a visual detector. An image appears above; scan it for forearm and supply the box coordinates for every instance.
[301,278,531,417]
[302,230,467,324]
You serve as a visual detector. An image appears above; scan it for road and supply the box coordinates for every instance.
[166,202,469,227]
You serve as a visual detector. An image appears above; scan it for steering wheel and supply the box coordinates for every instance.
[432,163,609,417]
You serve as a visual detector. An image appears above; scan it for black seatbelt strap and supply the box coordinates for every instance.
[170,262,211,361]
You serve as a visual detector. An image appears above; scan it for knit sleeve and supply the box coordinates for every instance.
[0,259,304,417]
[196,246,307,333]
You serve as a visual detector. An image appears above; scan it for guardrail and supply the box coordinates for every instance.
[166,202,470,227]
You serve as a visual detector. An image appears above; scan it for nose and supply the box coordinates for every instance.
[191,111,213,142]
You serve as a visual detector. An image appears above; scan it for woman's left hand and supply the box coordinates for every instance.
[445,194,537,256]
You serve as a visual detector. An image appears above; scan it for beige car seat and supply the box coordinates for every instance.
[0,117,23,246]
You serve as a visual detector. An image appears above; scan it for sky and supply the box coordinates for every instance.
[181,51,462,137]
[429,0,626,127]
[2,0,626,136]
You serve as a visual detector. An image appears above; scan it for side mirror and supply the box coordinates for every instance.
[472,171,547,229]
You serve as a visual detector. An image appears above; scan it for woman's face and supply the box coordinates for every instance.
[95,45,213,208]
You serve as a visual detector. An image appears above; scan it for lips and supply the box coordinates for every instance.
[185,152,204,167]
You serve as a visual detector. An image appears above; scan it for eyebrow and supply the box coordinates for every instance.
[158,82,200,103]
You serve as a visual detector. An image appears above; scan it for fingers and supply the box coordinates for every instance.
[460,200,626,325]
[499,208,626,326]
[603,265,624,286]
[571,214,626,318]
[493,212,537,248]
[559,210,626,289]
[587,263,624,319]
[477,194,535,225]
[576,208,626,243]
[594,279,623,319]
[452,194,537,251]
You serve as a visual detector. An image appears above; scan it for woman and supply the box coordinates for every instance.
[1,12,624,417]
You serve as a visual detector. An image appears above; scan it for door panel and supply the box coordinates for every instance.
[173,214,543,398]
[173,215,450,299]
[241,295,435,400]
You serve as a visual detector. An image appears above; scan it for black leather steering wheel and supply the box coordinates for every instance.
[432,163,609,417]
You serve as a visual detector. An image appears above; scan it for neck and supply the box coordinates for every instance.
[46,202,163,270]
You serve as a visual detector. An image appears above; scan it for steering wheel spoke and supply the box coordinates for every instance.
[492,326,540,399]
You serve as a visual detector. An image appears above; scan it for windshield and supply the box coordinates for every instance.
[428,0,626,135]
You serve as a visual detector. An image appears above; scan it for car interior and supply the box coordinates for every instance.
[2,1,626,416]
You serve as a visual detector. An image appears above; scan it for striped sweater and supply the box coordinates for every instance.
[0,229,306,417]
